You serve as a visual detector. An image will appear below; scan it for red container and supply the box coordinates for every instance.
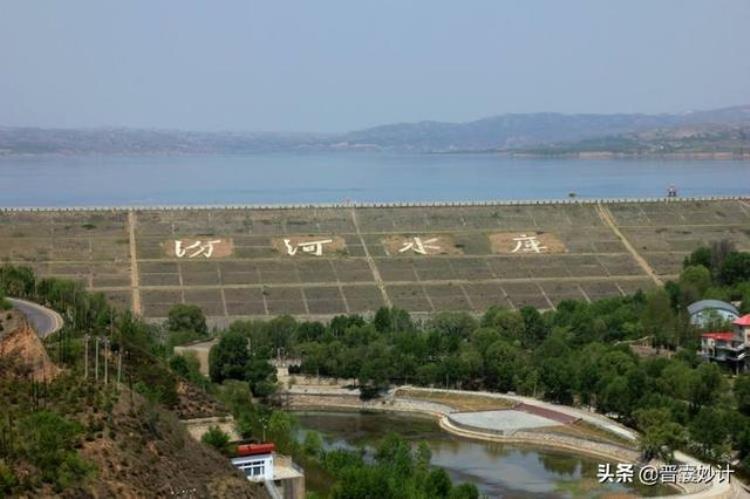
[236,443,275,457]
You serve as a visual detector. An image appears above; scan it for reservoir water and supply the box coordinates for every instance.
[0,153,748,207]
[295,411,674,498]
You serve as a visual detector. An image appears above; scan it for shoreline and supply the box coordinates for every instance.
[283,385,740,497]
[0,193,747,212]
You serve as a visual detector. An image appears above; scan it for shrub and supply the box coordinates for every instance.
[201,426,230,454]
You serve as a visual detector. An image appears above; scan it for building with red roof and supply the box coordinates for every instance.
[699,314,749,373]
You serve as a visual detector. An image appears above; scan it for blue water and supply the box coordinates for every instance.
[0,153,748,206]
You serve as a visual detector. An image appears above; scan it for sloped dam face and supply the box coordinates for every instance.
[295,411,674,497]
[1,198,748,321]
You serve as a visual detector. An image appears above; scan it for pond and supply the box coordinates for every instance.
[295,411,676,498]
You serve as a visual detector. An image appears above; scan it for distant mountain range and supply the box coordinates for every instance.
[1,105,749,156]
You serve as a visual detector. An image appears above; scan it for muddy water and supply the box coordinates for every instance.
[295,411,676,498]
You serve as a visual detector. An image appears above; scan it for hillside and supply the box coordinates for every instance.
[0,312,263,498]
[1,105,748,155]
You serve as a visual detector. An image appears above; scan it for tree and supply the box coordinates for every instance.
[711,240,736,277]
[679,265,712,298]
[735,374,750,417]
[424,468,452,498]
[719,251,750,286]
[448,483,480,499]
[209,331,249,383]
[267,411,297,453]
[689,407,730,459]
[165,304,208,335]
[684,247,712,271]
[635,408,687,462]
[303,431,323,457]
[520,306,548,347]
[246,357,277,398]
[373,307,392,333]
[0,265,35,298]
[688,363,725,412]
[201,426,230,454]
[641,289,677,348]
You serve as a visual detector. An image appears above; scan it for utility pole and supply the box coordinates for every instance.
[104,338,109,385]
[84,335,89,379]
[117,348,123,384]
[94,336,100,382]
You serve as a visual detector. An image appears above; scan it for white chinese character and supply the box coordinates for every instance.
[615,463,634,483]
[693,465,716,484]
[677,465,696,483]
[175,239,221,258]
[659,465,678,484]
[511,234,547,253]
[597,463,615,483]
[715,464,733,484]
[283,238,333,257]
[399,237,441,255]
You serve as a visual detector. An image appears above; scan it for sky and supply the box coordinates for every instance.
[0,1,748,132]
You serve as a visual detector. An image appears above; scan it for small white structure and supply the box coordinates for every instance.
[230,443,306,499]
[231,443,275,481]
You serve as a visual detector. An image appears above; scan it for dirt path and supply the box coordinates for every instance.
[350,207,392,308]
[127,210,142,315]
[596,203,663,286]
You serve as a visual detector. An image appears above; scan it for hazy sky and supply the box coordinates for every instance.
[1,1,748,132]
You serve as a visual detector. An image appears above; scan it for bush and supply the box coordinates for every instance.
[201,426,230,454]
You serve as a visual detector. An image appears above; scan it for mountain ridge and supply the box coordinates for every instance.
[1,105,749,155]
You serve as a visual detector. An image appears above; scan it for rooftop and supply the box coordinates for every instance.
[687,299,739,317]
[734,315,750,327]
[702,332,737,342]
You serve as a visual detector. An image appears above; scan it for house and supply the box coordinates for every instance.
[688,299,739,328]
[700,314,750,373]
[230,443,305,499]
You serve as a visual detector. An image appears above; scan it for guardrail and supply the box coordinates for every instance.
[0,194,747,213]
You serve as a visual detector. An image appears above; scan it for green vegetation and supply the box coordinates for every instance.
[0,265,194,495]
[322,435,478,499]
[201,425,231,454]
[2,237,750,495]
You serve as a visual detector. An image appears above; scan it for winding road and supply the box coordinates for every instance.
[7,297,64,338]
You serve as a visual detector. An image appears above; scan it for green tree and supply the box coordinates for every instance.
[267,411,297,453]
[201,425,230,454]
[448,483,480,499]
[209,331,250,383]
[373,307,392,333]
[734,374,750,417]
[246,357,277,398]
[679,265,712,298]
[303,431,323,457]
[424,468,452,498]
[689,407,730,459]
[683,247,712,271]
[165,304,208,335]
[635,408,687,462]
[719,251,750,286]
[688,362,725,412]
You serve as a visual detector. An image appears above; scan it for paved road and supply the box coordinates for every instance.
[7,298,64,338]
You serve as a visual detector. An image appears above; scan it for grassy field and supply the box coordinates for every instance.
[1,199,748,321]
[394,388,516,411]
